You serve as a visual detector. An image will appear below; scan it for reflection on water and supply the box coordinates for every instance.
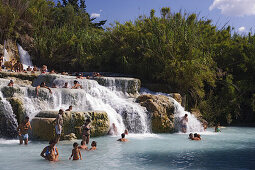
[0,127,255,170]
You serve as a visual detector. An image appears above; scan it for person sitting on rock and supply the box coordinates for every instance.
[49,69,56,74]
[41,139,59,162]
[117,133,128,142]
[72,80,82,89]
[76,73,84,79]
[8,80,14,87]
[63,82,68,88]
[66,105,72,111]
[27,66,32,71]
[0,55,3,71]
[89,141,97,151]
[33,65,38,72]
[41,65,47,73]
[52,83,57,88]
[36,82,52,96]
[78,141,88,150]
[17,116,32,145]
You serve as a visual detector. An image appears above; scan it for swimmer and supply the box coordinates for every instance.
[66,105,72,111]
[194,133,201,140]
[188,133,194,140]
[117,133,128,142]
[41,139,59,161]
[36,82,52,96]
[215,123,221,132]
[78,141,88,150]
[72,80,82,89]
[69,142,82,160]
[17,116,32,145]
[124,129,128,135]
[8,80,14,87]
[89,141,97,151]
[63,82,68,88]
[80,119,91,144]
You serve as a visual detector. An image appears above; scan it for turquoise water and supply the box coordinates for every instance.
[0,127,255,170]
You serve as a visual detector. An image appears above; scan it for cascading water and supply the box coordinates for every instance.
[173,100,204,133]
[17,43,33,70]
[20,75,149,134]
[140,87,204,133]
[0,90,18,137]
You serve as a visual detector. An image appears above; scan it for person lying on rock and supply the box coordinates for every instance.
[72,80,82,89]
[117,133,128,142]
[36,82,52,96]
[41,139,59,162]
[17,116,32,145]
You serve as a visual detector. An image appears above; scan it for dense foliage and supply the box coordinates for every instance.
[1,0,255,125]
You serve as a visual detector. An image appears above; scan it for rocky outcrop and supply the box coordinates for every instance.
[190,108,208,126]
[32,111,110,140]
[136,94,175,133]
[0,71,39,81]
[94,77,141,94]
[8,97,25,124]
[31,117,55,140]
[171,93,182,105]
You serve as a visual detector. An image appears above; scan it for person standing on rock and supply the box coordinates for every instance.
[181,114,188,133]
[80,119,91,144]
[17,116,32,145]
[55,109,64,142]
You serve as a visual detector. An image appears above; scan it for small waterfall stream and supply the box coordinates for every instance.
[17,43,33,69]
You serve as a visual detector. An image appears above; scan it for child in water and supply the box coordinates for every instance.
[79,141,88,150]
[69,142,82,160]
[89,141,97,151]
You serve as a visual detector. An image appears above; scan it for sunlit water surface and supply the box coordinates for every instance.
[0,127,255,170]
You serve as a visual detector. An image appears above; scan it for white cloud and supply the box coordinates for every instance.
[238,26,246,32]
[99,9,103,12]
[209,0,255,17]
[91,13,100,18]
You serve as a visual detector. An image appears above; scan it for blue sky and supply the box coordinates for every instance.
[55,0,255,34]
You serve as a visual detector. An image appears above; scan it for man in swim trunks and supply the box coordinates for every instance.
[55,109,64,142]
[36,82,52,96]
[181,114,188,133]
[80,119,91,144]
[41,139,59,161]
[17,116,32,145]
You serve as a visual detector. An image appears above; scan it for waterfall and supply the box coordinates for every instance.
[17,43,33,70]
[20,76,149,134]
[0,90,18,137]
[173,100,204,133]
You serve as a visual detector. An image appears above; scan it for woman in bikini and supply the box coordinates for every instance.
[80,119,91,144]
[41,140,59,161]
